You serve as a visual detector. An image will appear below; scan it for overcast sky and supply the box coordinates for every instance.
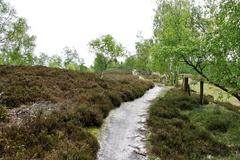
[7,0,156,66]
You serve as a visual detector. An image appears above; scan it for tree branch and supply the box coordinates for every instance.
[181,55,240,101]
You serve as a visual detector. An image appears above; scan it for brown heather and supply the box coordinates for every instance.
[0,65,153,159]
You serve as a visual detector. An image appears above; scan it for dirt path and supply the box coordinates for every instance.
[97,85,168,160]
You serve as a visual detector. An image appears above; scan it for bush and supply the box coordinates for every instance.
[150,104,180,119]
[66,105,103,127]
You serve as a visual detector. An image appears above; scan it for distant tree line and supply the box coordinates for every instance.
[0,0,88,71]
[36,47,88,72]
[0,0,127,73]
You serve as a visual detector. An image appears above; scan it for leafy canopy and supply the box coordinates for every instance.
[89,34,125,72]
[0,0,36,65]
[152,0,240,100]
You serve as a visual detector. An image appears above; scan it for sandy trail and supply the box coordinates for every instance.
[97,85,168,160]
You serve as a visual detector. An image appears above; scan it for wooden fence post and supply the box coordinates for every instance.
[200,80,204,105]
[184,77,189,92]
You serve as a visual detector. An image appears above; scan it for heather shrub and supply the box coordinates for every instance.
[0,65,154,159]
[207,119,231,133]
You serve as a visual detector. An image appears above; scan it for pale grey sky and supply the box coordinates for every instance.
[8,0,157,66]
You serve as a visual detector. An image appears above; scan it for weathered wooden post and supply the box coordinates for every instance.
[200,80,204,105]
[184,77,189,92]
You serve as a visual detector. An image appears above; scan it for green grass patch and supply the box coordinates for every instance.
[87,127,100,139]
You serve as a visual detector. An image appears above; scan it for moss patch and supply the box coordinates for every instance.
[87,127,100,139]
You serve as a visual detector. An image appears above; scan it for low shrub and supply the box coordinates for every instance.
[73,105,104,127]
[0,105,99,160]
[149,103,180,119]
[107,91,122,107]
[207,119,231,133]
[178,100,195,110]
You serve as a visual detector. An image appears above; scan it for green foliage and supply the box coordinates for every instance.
[35,52,49,66]
[34,47,89,72]
[0,1,88,71]
[152,0,201,83]
[48,55,62,68]
[89,34,125,72]
[134,39,153,72]
[204,0,240,99]
[93,53,108,72]
[121,55,137,70]
[62,47,85,71]
[0,1,36,65]
[151,0,240,100]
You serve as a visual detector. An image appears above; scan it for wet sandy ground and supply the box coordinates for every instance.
[97,85,168,160]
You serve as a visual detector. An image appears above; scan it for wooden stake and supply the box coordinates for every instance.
[184,77,189,92]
